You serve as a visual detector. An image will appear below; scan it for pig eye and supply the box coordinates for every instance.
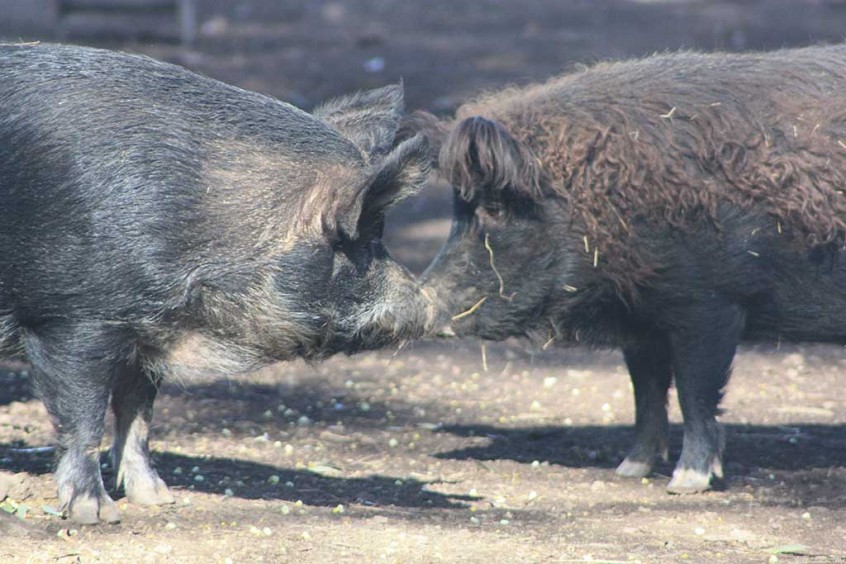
[479,203,505,220]
[331,230,352,253]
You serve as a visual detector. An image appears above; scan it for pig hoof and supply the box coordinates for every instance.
[615,458,653,478]
[69,494,120,524]
[666,468,712,494]
[711,456,724,479]
[127,475,175,506]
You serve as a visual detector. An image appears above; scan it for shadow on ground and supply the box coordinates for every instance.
[437,422,846,474]
[5,420,845,501]
[0,369,34,407]
[142,451,475,509]
[0,443,474,510]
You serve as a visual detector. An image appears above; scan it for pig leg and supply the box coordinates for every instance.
[616,337,672,478]
[666,302,743,494]
[24,324,123,524]
[111,363,174,506]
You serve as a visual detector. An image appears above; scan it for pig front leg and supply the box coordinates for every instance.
[665,299,743,494]
[111,364,174,506]
[616,336,672,478]
[24,323,124,524]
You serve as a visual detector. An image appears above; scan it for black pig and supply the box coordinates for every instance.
[0,43,434,523]
[421,44,846,493]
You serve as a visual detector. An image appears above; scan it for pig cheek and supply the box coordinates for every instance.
[448,237,528,335]
[328,255,369,319]
[273,242,336,307]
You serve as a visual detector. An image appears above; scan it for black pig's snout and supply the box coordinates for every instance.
[419,285,456,338]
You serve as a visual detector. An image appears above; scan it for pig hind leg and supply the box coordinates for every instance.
[616,336,672,478]
[666,300,743,494]
[111,363,174,506]
[24,323,130,524]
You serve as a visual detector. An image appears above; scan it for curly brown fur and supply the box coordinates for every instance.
[440,45,846,294]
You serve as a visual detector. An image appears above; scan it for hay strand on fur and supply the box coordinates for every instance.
[452,296,488,321]
[659,106,677,119]
[485,233,513,300]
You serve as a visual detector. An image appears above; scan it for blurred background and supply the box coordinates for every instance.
[3,0,846,271]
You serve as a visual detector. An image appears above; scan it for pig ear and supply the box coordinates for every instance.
[314,84,405,160]
[338,133,431,238]
[439,116,543,203]
[394,110,449,166]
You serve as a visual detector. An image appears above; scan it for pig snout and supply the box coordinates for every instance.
[419,285,461,338]
[420,285,458,335]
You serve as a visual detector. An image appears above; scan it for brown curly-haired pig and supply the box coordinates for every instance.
[420,44,846,493]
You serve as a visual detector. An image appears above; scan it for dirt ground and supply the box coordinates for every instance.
[2,0,846,561]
